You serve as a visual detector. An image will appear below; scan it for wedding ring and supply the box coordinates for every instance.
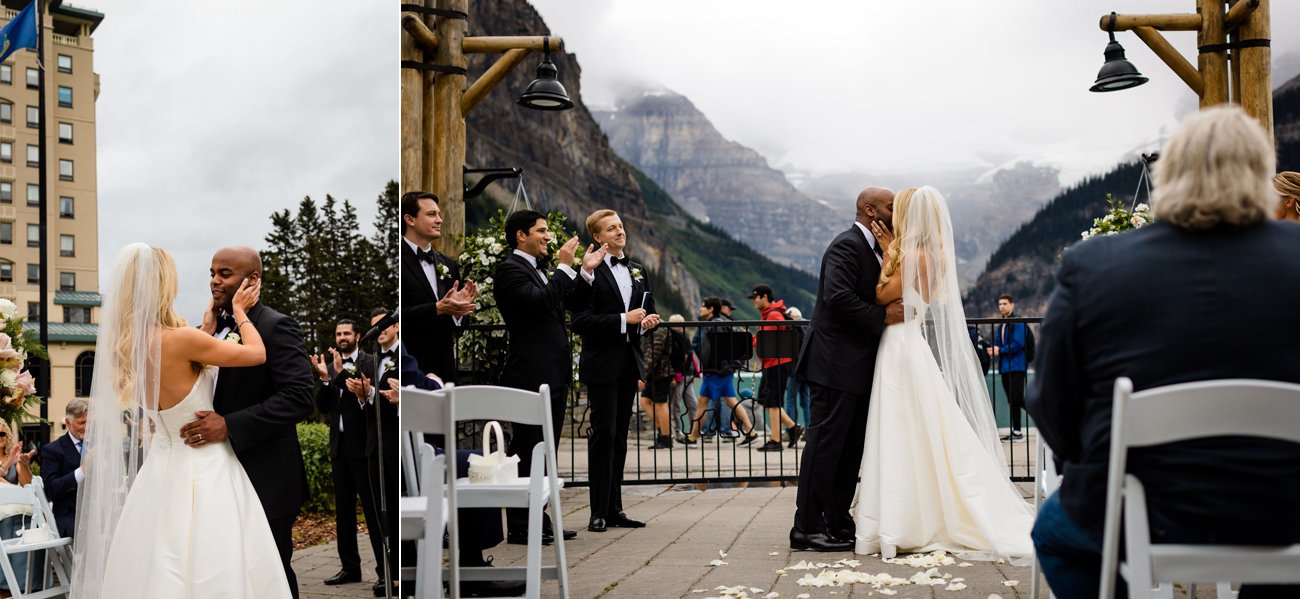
[196,434,203,443]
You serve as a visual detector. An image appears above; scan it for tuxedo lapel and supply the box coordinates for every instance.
[595,261,620,307]
[629,261,645,310]
[401,241,436,301]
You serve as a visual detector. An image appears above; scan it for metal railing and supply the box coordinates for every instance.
[451,315,1043,486]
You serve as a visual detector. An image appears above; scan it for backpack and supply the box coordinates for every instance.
[669,328,692,374]
[1023,324,1036,365]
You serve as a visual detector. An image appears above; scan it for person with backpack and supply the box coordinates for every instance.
[665,314,699,445]
[640,323,675,449]
[684,297,758,445]
[990,294,1030,441]
[750,284,802,452]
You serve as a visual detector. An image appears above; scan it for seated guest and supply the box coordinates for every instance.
[0,436,38,595]
[1026,106,1300,599]
[41,398,88,538]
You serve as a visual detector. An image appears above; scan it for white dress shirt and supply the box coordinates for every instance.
[853,221,885,266]
[512,249,577,286]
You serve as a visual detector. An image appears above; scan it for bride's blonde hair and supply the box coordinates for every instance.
[878,188,916,287]
[112,247,186,405]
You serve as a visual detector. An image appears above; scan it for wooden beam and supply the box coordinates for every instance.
[464,36,564,54]
[401,12,438,54]
[462,48,530,116]
[401,15,423,194]
[1237,0,1272,140]
[1225,0,1259,30]
[431,0,469,254]
[1198,0,1229,107]
[1098,13,1201,32]
[1133,26,1204,96]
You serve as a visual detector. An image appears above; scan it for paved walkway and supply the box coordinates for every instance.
[295,532,382,599]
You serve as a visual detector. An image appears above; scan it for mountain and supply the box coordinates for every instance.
[965,75,1300,316]
[460,0,816,318]
[593,89,844,274]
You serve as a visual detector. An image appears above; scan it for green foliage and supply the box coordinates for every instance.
[1080,193,1153,241]
[296,422,333,515]
[0,301,47,428]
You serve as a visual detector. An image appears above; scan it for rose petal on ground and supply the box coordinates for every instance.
[1003,580,1019,586]
[945,582,968,591]
[709,559,729,567]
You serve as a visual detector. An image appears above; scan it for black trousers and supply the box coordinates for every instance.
[268,514,300,599]
[330,448,375,575]
[794,383,870,535]
[506,383,568,533]
[1002,371,1026,431]
[367,447,399,583]
[585,350,638,520]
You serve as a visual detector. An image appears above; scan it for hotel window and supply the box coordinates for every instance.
[57,86,71,108]
[25,105,36,128]
[59,271,75,291]
[64,306,90,324]
[59,233,73,257]
[26,265,38,285]
[0,222,10,244]
[0,102,10,124]
[58,122,72,144]
[26,184,37,206]
[59,196,73,217]
[26,223,38,247]
[57,54,72,74]
[25,68,37,89]
[0,182,10,203]
[0,142,10,164]
[0,65,10,85]
[75,351,94,396]
[25,144,37,167]
[0,261,10,282]
[59,159,72,181]
[25,301,38,320]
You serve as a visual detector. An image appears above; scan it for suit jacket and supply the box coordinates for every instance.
[363,343,400,461]
[569,257,656,384]
[1026,220,1300,542]
[313,350,373,461]
[399,342,441,391]
[796,225,888,395]
[213,302,315,521]
[401,239,461,382]
[995,319,1027,373]
[40,433,81,537]
[494,253,575,391]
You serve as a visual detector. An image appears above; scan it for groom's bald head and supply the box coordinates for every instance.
[213,246,262,274]
[210,246,263,311]
[856,187,895,228]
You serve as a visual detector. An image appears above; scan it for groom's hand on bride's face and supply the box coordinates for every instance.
[180,411,228,447]
[884,300,905,326]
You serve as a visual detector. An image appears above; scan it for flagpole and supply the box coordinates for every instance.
[35,0,49,441]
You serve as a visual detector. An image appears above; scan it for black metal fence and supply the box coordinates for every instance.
[452,315,1042,486]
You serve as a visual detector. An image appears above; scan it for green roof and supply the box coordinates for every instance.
[51,1,104,33]
[53,291,101,306]
[22,321,97,343]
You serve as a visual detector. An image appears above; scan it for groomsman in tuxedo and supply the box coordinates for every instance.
[347,308,400,597]
[311,319,374,587]
[495,210,602,544]
[570,209,659,533]
[42,398,88,538]
[400,191,477,382]
[185,246,315,598]
[791,188,903,552]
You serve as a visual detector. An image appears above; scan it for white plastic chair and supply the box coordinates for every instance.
[0,482,73,598]
[400,445,446,599]
[1030,433,1062,599]
[27,477,72,592]
[401,429,421,496]
[1099,377,1300,598]
[402,383,570,599]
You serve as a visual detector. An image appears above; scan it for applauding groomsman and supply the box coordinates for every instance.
[400,191,477,382]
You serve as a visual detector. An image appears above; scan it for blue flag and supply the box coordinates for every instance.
[0,2,37,65]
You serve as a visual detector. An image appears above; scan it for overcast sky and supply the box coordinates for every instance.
[91,0,396,322]
[531,0,1300,184]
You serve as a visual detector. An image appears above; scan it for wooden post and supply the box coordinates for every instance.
[431,0,469,255]
[400,7,423,194]
[1197,0,1229,107]
[1133,26,1204,96]
[1228,1,1243,105]
[1237,0,1272,140]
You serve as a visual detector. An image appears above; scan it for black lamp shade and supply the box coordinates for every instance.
[517,57,574,111]
[1091,39,1149,92]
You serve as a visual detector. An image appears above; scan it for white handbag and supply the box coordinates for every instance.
[466,421,520,484]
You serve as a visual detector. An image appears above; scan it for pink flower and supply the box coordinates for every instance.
[0,333,10,350]
[14,370,34,395]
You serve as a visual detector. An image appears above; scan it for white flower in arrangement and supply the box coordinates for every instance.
[484,277,493,286]
[0,369,16,389]
[0,299,16,319]
[1130,215,1145,227]
[224,332,241,344]
[489,242,503,254]
[631,267,643,282]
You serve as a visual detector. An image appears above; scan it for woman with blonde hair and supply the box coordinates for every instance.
[1275,171,1300,222]
[71,243,292,598]
[853,186,1034,562]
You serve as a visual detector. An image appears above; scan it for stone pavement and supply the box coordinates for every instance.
[295,532,383,599]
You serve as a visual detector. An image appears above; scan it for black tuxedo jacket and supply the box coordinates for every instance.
[796,225,887,395]
[40,433,81,537]
[213,302,315,521]
[570,258,655,385]
[495,253,575,391]
[362,345,400,461]
[1027,221,1300,541]
[313,350,373,461]
[401,239,461,381]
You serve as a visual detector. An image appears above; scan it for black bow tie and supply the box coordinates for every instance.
[342,357,355,365]
[416,248,437,264]
[218,313,237,329]
[610,255,630,268]
[379,350,396,361]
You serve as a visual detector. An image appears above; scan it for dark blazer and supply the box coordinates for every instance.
[1027,220,1300,542]
[313,350,373,461]
[363,344,401,461]
[213,302,316,521]
[400,239,461,382]
[569,258,655,384]
[796,225,888,395]
[40,433,81,537]
[399,343,441,391]
[495,253,575,391]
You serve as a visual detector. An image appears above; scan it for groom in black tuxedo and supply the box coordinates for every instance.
[570,209,658,533]
[400,191,477,382]
[183,246,315,598]
[791,188,903,552]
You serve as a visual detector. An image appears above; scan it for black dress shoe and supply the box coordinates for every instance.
[561,528,577,540]
[324,568,361,585]
[506,530,555,545]
[588,517,607,532]
[461,578,526,597]
[372,581,398,597]
[789,528,853,552]
[606,512,646,528]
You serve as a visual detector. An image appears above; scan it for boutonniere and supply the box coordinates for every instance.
[343,362,358,375]
[380,357,395,373]
[631,267,643,283]
[437,263,450,279]
[224,331,241,344]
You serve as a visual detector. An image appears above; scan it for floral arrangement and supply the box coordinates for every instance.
[0,299,48,427]
[1080,193,1154,241]
[454,210,583,383]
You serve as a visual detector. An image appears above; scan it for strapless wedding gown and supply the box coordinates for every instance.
[98,367,291,598]
[854,319,1034,561]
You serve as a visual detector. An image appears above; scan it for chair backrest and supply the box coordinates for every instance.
[443,384,550,427]
[28,477,57,535]
[400,387,450,437]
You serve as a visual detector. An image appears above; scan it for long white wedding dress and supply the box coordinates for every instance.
[852,187,1034,561]
[97,367,291,598]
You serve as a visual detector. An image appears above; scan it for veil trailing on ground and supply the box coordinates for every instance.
[897,187,1009,472]
[70,243,163,599]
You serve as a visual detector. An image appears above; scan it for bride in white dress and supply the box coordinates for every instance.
[71,243,291,598]
[853,186,1034,561]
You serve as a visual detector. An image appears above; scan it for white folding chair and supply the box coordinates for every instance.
[400,445,446,599]
[27,477,72,593]
[0,483,73,599]
[402,383,570,599]
[401,429,421,496]
[1099,377,1300,598]
[1030,434,1062,599]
